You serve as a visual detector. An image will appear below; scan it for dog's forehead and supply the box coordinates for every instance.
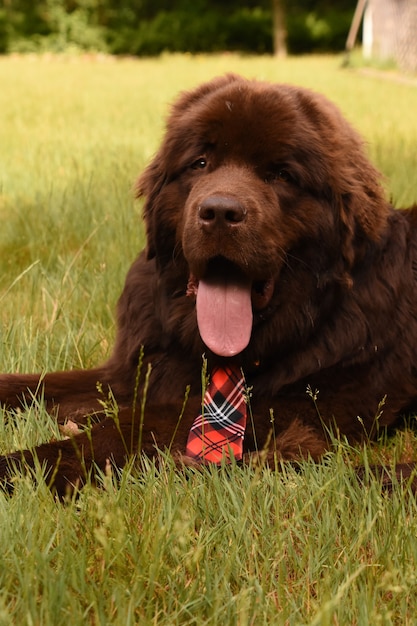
[196,83,298,139]
[170,80,337,160]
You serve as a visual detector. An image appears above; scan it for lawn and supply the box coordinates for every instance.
[0,52,417,625]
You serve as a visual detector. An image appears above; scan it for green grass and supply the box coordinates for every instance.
[0,53,417,624]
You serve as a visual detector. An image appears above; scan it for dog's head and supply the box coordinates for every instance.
[137,75,389,357]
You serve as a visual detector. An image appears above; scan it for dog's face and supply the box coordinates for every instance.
[138,75,389,357]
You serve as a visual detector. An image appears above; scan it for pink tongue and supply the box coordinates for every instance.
[196,275,253,357]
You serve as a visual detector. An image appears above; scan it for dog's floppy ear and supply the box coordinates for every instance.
[295,87,391,285]
[136,156,166,260]
[336,149,390,284]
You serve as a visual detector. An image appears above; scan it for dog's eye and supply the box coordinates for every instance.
[191,157,207,170]
[265,167,293,184]
[276,169,292,182]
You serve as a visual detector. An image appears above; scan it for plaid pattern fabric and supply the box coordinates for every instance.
[186,365,247,464]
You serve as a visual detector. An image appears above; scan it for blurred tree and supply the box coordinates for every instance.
[272,0,287,56]
[0,0,355,55]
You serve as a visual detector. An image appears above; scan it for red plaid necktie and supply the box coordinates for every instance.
[186,365,247,464]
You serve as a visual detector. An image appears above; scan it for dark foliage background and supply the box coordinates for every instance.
[0,1,355,55]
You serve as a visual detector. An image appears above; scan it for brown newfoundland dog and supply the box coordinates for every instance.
[1,74,416,496]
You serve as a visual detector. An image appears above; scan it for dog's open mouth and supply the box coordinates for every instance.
[186,258,274,357]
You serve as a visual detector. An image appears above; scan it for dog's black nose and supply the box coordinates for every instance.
[198,196,246,230]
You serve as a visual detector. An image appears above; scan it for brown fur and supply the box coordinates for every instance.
[1,74,417,496]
